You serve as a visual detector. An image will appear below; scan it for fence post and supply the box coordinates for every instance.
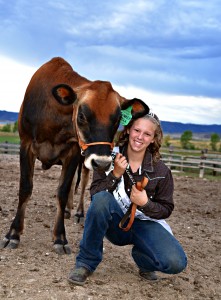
[180,156,184,172]
[168,145,174,170]
[213,164,217,176]
[4,141,8,154]
[199,160,205,178]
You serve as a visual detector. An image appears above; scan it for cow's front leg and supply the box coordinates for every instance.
[74,164,90,225]
[64,181,74,219]
[0,146,35,250]
[53,152,80,255]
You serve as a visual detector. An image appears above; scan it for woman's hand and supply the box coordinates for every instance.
[130,185,148,206]
[112,153,128,178]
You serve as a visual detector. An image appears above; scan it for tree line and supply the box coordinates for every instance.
[1,122,221,152]
[164,130,221,152]
[0,121,18,133]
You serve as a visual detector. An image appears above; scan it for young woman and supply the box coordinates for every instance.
[68,112,187,285]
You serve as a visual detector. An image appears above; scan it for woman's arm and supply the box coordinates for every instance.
[90,170,121,195]
[137,170,174,219]
[90,152,127,196]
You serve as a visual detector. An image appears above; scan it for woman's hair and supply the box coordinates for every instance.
[116,113,163,162]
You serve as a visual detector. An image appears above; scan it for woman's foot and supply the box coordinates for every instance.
[139,270,158,281]
[68,267,92,285]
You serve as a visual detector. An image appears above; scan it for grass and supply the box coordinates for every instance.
[0,132,20,144]
[165,138,211,150]
[172,170,221,181]
[0,132,220,179]
[163,137,221,154]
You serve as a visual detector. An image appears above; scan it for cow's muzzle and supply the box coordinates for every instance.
[79,139,114,156]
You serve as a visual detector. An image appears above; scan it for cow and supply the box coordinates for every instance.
[72,158,90,225]
[0,57,149,255]
[65,156,90,224]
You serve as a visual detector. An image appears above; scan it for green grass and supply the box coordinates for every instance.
[0,132,20,144]
[163,137,221,152]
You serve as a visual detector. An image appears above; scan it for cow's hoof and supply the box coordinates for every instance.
[64,244,72,255]
[73,213,85,225]
[0,238,19,250]
[0,238,9,249]
[53,243,72,255]
[6,240,19,249]
[64,210,71,219]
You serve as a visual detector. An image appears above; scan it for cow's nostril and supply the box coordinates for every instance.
[91,159,111,171]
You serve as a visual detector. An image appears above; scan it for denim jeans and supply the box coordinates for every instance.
[75,191,187,274]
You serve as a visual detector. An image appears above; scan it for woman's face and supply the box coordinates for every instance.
[127,118,156,153]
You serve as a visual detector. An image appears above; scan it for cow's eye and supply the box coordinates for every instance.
[78,112,87,125]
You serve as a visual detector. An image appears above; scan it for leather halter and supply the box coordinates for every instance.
[74,109,115,155]
[78,137,114,155]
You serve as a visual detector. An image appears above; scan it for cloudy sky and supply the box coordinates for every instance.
[0,0,221,124]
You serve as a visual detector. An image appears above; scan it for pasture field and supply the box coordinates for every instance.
[0,132,20,144]
[0,132,221,151]
[0,154,220,300]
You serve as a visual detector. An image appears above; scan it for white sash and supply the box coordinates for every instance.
[111,147,173,235]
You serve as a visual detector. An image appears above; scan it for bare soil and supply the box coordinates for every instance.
[0,154,220,300]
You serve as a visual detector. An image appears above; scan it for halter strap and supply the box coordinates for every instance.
[74,109,114,155]
[78,138,114,152]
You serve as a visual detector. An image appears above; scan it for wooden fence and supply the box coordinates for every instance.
[0,142,20,155]
[162,150,221,178]
[1,143,221,178]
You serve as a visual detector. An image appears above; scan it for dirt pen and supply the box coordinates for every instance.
[0,154,220,300]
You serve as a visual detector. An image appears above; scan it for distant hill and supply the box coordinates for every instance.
[161,121,221,137]
[0,110,19,123]
[0,110,221,136]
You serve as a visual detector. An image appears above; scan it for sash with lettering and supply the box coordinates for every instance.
[111,147,173,234]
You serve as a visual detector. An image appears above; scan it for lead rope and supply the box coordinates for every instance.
[119,168,148,231]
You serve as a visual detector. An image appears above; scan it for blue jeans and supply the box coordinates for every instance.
[76,191,187,274]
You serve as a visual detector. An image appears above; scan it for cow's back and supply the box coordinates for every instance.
[18,57,89,164]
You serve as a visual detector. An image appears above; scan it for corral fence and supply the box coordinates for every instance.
[0,142,20,155]
[1,143,221,178]
[162,147,221,178]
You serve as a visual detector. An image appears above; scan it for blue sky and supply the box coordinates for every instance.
[0,0,221,124]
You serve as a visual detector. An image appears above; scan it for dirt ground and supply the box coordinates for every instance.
[0,154,220,300]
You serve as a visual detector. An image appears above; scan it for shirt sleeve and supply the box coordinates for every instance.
[138,169,174,219]
[90,170,121,196]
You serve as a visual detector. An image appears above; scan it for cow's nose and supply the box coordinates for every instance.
[92,159,111,171]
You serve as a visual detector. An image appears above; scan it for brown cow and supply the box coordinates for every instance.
[0,57,149,254]
[72,158,90,224]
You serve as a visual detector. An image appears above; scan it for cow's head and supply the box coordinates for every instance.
[52,81,149,171]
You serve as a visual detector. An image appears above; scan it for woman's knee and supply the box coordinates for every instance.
[162,253,187,274]
[91,191,113,213]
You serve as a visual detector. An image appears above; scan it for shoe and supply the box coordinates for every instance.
[68,267,92,285]
[139,270,158,281]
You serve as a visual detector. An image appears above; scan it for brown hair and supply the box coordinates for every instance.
[116,113,163,162]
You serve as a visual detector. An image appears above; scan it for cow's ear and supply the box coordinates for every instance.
[121,98,149,119]
[52,84,77,105]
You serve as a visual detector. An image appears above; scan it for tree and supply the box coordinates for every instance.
[180,130,193,149]
[163,135,171,147]
[210,133,220,151]
[13,120,18,133]
[1,123,11,132]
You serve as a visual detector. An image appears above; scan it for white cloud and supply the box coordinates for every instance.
[0,55,36,112]
[114,84,221,125]
[0,1,221,125]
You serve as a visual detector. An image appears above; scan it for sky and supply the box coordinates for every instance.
[0,0,221,125]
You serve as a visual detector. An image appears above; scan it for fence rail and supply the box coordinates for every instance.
[0,142,20,154]
[162,152,221,178]
[1,143,221,178]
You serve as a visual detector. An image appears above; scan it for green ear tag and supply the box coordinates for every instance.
[120,106,132,126]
